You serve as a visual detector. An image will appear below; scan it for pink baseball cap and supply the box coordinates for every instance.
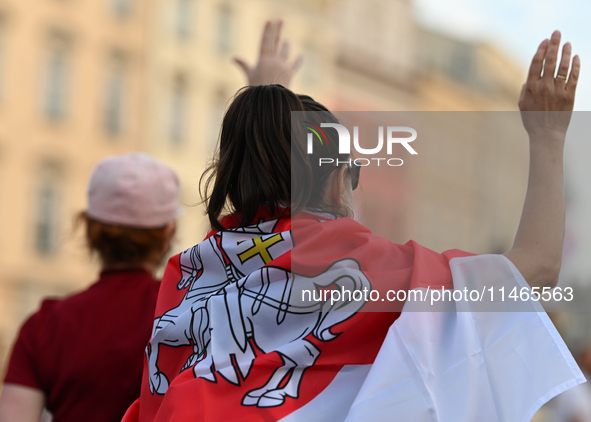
[86,152,182,228]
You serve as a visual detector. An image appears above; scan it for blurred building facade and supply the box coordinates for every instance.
[326,0,526,254]
[408,28,527,254]
[0,0,527,381]
[0,0,148,370]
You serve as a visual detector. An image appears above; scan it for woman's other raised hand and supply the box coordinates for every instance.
[519,30,580,139]
[233,20,303,88]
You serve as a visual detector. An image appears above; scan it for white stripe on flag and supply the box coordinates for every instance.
[345,254,585,422]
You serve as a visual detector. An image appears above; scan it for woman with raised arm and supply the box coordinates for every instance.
[124,30,583,422]
[506,31,579,288]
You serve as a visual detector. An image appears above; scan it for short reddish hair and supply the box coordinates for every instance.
[77,212,170,267]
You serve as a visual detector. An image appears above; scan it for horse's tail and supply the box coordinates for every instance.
[312,258,372,341]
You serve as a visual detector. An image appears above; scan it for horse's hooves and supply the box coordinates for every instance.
[150,373,170,395]
[257,391,286,407]
[241,393,260,406]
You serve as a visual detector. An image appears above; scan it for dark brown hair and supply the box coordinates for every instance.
[201,84,352,231]
[77,212,170,267]
[295,94,352,216]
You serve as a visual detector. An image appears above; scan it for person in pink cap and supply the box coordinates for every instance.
[0,152,181,422]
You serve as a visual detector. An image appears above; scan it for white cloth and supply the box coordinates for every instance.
[281,255,585,422]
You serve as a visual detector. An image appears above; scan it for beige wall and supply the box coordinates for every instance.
[331,0,418,111]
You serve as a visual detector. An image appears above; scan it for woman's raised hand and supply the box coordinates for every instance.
[519,30,580,139]
[233,20,303,88]
[506,30,581,289]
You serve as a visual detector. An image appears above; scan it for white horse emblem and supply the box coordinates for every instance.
[147,220,371,407]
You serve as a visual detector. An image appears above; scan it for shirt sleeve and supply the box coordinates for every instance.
[3,309,46,391]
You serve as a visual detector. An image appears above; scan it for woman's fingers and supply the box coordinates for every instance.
[518,84,526,107]
[520,31,578,114]
[260,21,276,55]
[542,31,561,81]
[260,20,286,56]
[527,39,549,82]
[273,20,283,54]
[280,41,291,61]
[233,57,251,75]
[567,55,581,92]
[556,42,572,82]
[245,20,302,87]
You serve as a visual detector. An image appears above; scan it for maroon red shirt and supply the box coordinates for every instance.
[4,269,160,422]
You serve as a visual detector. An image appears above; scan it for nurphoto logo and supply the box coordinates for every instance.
[304,123,418,167]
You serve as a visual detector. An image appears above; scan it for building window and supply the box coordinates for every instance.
[43,33,70,122]
[175,0,193,40]
[110,0,132,18]
[104,53,126,137]
[216,5,233,54]
[34,166,61,256]
[169,74,188,145]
